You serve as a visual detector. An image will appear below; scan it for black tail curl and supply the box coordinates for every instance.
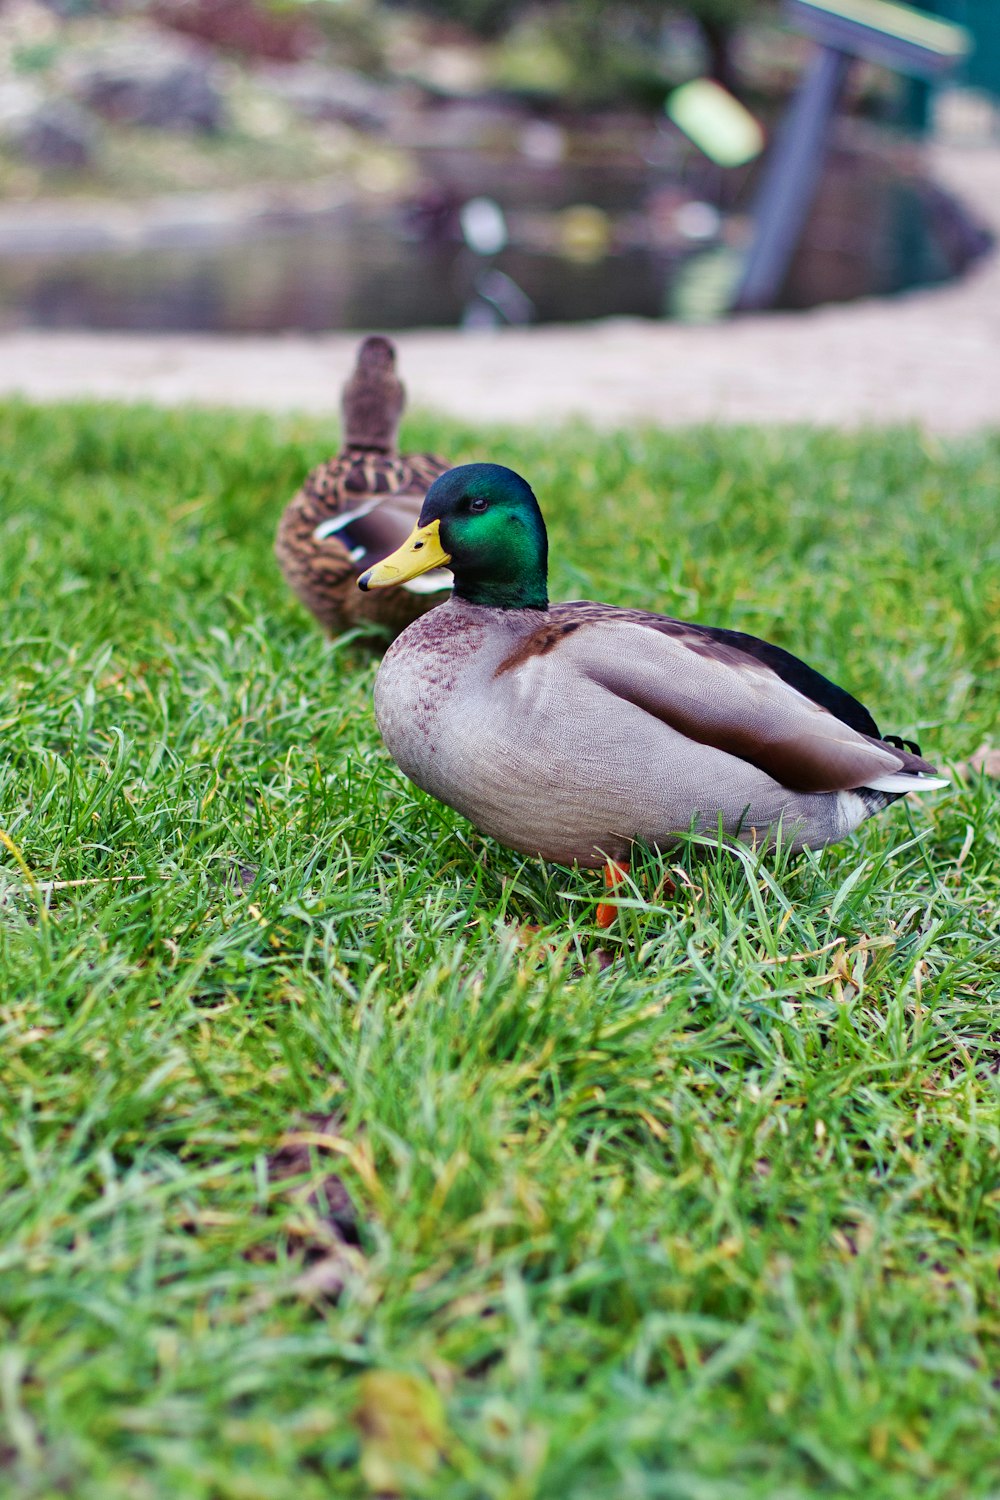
[882,733,923,757]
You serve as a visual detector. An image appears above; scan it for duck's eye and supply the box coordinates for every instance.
[468,496,489,514]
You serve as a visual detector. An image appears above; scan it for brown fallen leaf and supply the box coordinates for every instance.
[266,1113,359,1241]
[246,1113,364,1294]
[955,743,1000,780]
[355,1370,447,1495]
[289,1248,358,1303]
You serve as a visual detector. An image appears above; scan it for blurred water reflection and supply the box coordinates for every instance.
[0,143,985,332]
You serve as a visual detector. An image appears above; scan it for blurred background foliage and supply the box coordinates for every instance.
[1,0,990,331]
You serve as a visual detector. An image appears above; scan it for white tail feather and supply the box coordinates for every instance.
[866,772,950,794]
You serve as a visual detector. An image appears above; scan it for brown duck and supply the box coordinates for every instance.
[275,335,452,637]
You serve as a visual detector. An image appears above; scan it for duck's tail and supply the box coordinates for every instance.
[864,770,951,797]
[858,735,949,806]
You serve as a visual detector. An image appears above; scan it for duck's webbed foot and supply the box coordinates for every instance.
[596,859,630,930]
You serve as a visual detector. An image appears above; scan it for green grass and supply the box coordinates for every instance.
[1,400,998,1500]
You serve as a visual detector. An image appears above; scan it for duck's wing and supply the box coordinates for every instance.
[314,492,418,555]
[686,623,881,738]
[314,492,452,594]
[534,604,943,794]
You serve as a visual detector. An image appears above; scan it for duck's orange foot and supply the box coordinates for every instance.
[596,859,630,929]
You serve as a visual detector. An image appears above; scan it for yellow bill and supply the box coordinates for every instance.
[358,519,451,591]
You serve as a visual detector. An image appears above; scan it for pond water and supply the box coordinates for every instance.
[0,138,987,332]
[0,220,679,332]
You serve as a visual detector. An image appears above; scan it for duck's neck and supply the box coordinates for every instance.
[455,576,549,611]
[451,513,549,612]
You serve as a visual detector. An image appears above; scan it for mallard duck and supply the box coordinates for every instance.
[359,463,948,924]
[275,335,452,637]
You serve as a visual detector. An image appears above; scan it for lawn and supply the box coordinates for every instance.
[1,400,998,1500]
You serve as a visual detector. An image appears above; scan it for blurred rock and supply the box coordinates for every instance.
[258,63,391,131]
[0,80,96,169]
[0,78,43,131]
[12,99,95,169]
[65,29,224,134]
[2,0,58,45]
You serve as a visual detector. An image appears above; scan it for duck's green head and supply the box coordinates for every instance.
[358,462,549,610]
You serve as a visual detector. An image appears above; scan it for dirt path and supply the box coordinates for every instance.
[2,144,998,433]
